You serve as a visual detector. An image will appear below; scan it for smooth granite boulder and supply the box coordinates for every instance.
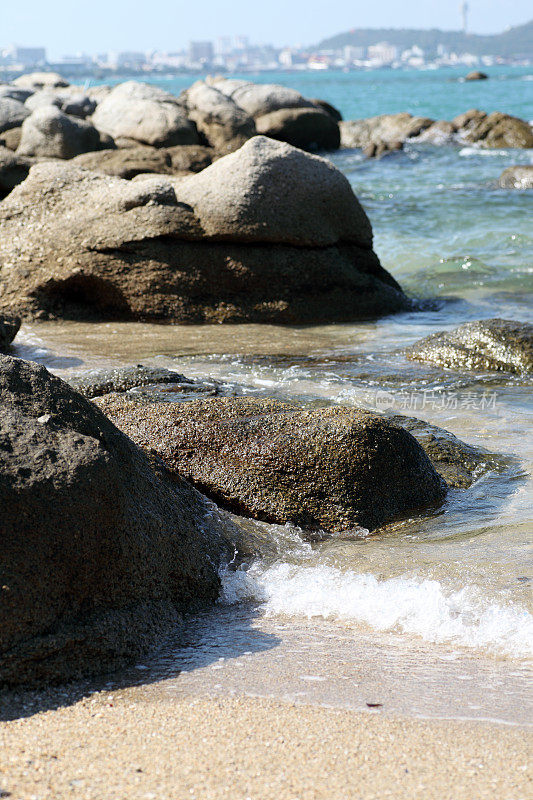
[95,396,447,533]
[340,113,434,149]
[0,97,30,133]
[180,81,256,154]
[17,106,107,159]
[407,319,533,374]
[0,354,232,686]
[0,146,32,197]
[13,72,69,90]
[498,165,533,189]
[92,81,199,147]
[0,315,20,348]
[0,139,407,323]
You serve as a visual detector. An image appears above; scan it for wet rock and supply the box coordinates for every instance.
[0,138,408,323]
[92,81,199,148]
[13,72,69,90]
[413,120,456,144]
[340,113,434,149]
[0,354,231,687]
[407,319,533,374]
[66,365,194,398]
[457,110,533,149]
[363,139,403,159]
[17,106,108,159]
[465,71,488,81]
[96,396,447,533]
[0,315,20,348]
[0,126,22,151]
[0,97,30,133]
[0,146,32,198]
[180,81,256,154]
[498,165,533,189]
[255,107,340,151]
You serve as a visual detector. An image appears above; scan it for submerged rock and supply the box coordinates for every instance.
[363,139,403,159]
[92,81,199,148]
[499,165,533,189]
[0,354,231,687]
[66,365,194,398]
[0,137,408,324]
[456,110,533,149]
[407,319,533,374]
[0,314,20,348]
[95,396,447,533]
[465,71,489,81]
[17,106,108,159]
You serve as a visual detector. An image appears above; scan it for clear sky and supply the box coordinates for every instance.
[3,0,532,59]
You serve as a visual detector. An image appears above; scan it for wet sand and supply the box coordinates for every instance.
[1,690,531,800]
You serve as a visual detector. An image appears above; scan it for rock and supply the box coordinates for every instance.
[310,98,343,122]
[457,110,533,149]
[340,113,434,149]
[25,88,96,118]
[0,97,30,133]
[13,72,69,90]
[0,354,232,686]
[166,144,213,174]
[255,107,340,151]
[499,165,533,189]
[214,79,314,118]
[0,139,407,323]
[465,71,488,80]
[0,146,32,198]
[413,120,456,144]
[0,86,33,103]
[92,81,199,148]
[71,145,173,179]
[66,365,194,398]
[451,108,486,130]
[363,139,403,158]
[95,396,447,533]
[17,106,108,159]
[407,319,533,374]
[0,315,20,348]
[180,81,256,154]
[0,126,22,151]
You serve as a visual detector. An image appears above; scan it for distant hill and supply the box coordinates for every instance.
[318,20,533,59]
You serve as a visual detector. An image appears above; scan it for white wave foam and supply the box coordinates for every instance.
[220,562,533,658]
[459,147,508,157]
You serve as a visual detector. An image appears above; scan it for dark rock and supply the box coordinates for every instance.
[0,138,408,324]
[310,98,343,122]
[71,145,173,179]
[465,71,489,81]
[95,396,447,533]
[363,139,403,159]
[166,144,213,174]
[498,165,533,189]
[25,88,97,119]
[407,319,533,374]
[17,106,108,159]
[0,146,32,198]
[0,354,232,687]
[0,315,20,348]
[92,81,199,148]
[255,107,340,151]
[66,365,194,398]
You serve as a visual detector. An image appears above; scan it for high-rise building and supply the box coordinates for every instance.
[188,41,214,63]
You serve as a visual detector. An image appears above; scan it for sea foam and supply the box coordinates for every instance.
[220,562,533,658]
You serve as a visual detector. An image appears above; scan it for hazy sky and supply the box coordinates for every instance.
[3,0,532,58]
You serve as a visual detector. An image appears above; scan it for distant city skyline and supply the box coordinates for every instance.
[3,0,532,60]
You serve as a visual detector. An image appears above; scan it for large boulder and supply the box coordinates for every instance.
[457,110,533,148]
[13,72,69,90]
[0,354,232,686]
[0,97,30,133]
[92,81,199,147]
[71,143,212,179]
[25,88,97,118]
[212,79,314,118]
[407,319,533,374]
[0,137,408,323]
[0,86,33,103]
[180,81,256,154]
[498,165,533,189]
[95,396,446,533]
[17,106,108,159]
[0,146,32,198]
[340,113,434,149]
[0,315,20,348]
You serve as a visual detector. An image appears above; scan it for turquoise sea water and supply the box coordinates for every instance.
[18,67,533,720]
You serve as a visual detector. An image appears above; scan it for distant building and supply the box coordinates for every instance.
[108,51,147,69]
[344,45,365,62]
[1,45,46,66]
[188,41,214,64]
[367,42,398,65]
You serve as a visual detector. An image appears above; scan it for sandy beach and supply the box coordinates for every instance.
[1,689,531,800]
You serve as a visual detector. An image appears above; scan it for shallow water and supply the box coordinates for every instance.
[10,69,533,721]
